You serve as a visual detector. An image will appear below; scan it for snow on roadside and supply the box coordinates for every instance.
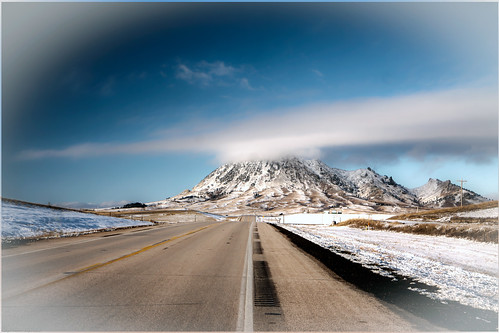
[279,223,498,313]
[1,201,153,241]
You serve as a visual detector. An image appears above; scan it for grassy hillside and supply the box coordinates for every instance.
[388,201,498,221]
[1,197,82,213]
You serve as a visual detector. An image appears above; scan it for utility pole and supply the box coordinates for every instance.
[456,179,467,207]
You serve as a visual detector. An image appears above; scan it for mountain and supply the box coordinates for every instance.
[149,157,409,214]
[148,157,489,214]
[411,178,488,208]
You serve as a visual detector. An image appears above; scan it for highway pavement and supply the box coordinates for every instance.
[2,217,437,331]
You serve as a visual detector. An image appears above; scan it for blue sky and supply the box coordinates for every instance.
[2,2,498,207]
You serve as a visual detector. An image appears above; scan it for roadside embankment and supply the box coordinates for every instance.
[271,223,498,331]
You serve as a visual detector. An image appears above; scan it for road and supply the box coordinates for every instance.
[2,217,437,331]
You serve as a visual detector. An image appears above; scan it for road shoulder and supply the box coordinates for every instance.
[257,221,438,331]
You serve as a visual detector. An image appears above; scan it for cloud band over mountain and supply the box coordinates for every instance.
[19,87,497,165]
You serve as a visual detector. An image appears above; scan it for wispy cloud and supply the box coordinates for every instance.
[128,71,147,81]
[198,61,235,76]
[176,64,212,85]
[175,60,255,89]
[176,61,235,85]
[99,76,116,96]
[312,69,324,77]
[20,87,497,166]
[239,77,254,90]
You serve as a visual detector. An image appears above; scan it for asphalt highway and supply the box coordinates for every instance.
[2,217,437,331]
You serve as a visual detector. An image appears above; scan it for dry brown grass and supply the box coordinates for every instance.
[91,208,206,223]
[337,218,498,243]
[388,201,498,221]
[93,208,197,217]
[449,216,498,223]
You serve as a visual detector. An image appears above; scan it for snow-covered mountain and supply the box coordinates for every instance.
[411,178,488,208]
[148,157,489,214]
[147,158,394,214]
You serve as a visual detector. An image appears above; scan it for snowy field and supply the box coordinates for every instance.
[1,201,153,241]
[279,223,498,313]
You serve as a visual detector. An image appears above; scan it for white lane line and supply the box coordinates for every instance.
[236,219,254,332]
[2,237,103,258]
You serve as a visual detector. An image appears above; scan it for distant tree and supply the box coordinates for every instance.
[207,190,224,200]
[122,202,147,209]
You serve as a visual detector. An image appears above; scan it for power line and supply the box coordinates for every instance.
[456,179,467,207]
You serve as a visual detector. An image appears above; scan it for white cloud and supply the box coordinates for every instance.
[19,87,498,165]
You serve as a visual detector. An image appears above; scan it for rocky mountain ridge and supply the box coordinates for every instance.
[411,178,486,208]
[148,157,489,214]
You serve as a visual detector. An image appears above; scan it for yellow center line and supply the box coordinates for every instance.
[72,223,219,276]
[4,222,223,300]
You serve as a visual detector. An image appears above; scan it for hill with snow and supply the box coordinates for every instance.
[411,178,488,208]
[148,157,488,214]
[1,199,153,242]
